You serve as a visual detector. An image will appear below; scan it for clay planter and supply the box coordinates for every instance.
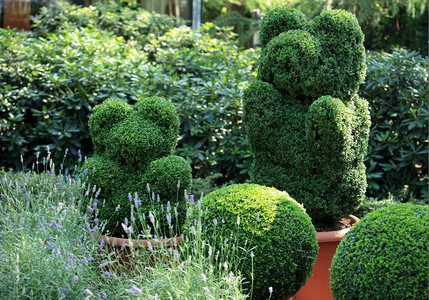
[294,215,360,300]
[99,235,181,273]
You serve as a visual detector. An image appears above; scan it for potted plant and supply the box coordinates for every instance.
[331,203,429,299]
[243,7,370,299]
[187,183,319,300]
[82,96,192,261]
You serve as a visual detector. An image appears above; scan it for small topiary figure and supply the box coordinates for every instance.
[187,183,319,300]
[330,203,429,299]
[84,97,192,236]
[243,7,371,225]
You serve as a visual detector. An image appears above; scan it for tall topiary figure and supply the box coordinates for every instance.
[243,7,370,225]
[83,97,192,236]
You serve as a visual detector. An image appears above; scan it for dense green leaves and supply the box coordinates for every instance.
[187,184,318,299]
[244,7,370,223]
[331,204,429,300]
[361,49,428,202]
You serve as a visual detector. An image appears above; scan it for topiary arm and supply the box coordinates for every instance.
[306,95,355,179]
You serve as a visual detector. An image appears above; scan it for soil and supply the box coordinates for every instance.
[313,216,353,232]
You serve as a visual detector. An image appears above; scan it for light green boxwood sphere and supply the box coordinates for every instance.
[330,203,429,300]
[189,183,319,300]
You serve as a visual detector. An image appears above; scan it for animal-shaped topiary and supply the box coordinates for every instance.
[84,97,192,236]
[330,203,429,299]
[243,7,371,225]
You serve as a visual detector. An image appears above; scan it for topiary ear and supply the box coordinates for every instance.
[259,6,308,49]
[310,10,366,99]
[89,99,132,154]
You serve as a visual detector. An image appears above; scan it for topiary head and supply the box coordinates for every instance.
[89,96,180,170]
[258,7,366,102]
[330,203,429,299]
[186,183,319,299]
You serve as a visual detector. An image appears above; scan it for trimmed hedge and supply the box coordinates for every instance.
[244,7,370,223]
[330,203,429,299]
[187,183,319,299]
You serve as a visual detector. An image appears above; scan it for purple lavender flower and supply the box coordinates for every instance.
[201,273,207,281]
[4,216,9,222]
[51,220,59,229]
[223,262,228,270]
[147,241,153,251]
[189,194,195,205]
[104,271,110,278]
[55,248,61,258]
[45,241,54,249]
[121,223,132,235]
[115,205,120,212]
[166,202,171,212]
[154,293,159,300]
[146,183,151,192]
[73,275,79,282]
[166,214,172,224]
[128,194,132,201]
[84,169,88,176]
[47,170,51,176]
[269,287,273,294]
[212,219,218,226]
[128,285,142,295]
[148,212,155,224]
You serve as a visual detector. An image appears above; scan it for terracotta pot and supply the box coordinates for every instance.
[293,215,359,300]
[98,235,181,272]
[3,0,31,31]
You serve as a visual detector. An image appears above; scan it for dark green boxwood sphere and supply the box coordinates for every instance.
[189,183,319,300]
[330,204,429,300]
[84,96,191,236]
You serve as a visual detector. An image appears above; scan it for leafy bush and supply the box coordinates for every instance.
[362,48,428,203]
[330,203,429,299]
[83,97,192,236]
[30,0,185,43]
[244,7,370,224]
[1,2,258,185]
[187,183,319,299]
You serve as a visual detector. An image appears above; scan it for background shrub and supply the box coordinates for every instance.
[0,2,258,186]
[187,183,319,300]
[330,203,429,299]
[361,49,428,203]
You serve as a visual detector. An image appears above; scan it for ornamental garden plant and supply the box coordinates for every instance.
[188,183,319,300]
[330,203,429,299]
[83,96,192,237]
[243,7,371,227]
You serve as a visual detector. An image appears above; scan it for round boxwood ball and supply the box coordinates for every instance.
[330,203,429,300]
[190,183,318,300]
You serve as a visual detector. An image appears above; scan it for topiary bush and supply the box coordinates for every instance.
[243,7,371,225]
[187,183,319,299]
[83,97,192,236]
[330,203,429,299]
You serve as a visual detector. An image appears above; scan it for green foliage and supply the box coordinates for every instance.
[330,203,429,299]
[0,2,258,185]
[354,197,400,218]
[362,49,428,202]
[244,7,370,223]
[293,0,428,53]
[187,183,319,299]
[30,0,185,42]
[84,97,191,236]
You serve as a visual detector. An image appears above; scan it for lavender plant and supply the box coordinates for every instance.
[0,149,250,299]
[0,149,106,298]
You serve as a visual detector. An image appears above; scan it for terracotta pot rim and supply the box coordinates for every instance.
[316,214,360,243]
[98,234,181,248]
